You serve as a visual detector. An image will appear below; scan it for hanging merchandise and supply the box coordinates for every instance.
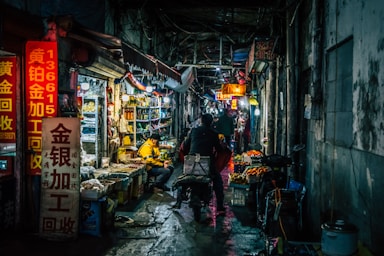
[249,97,259,106]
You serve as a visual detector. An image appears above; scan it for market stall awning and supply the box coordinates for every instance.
[65,23,127,78]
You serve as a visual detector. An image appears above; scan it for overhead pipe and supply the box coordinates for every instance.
[122,71,165,97]
[310,0,323,119]
[286,0,300,172]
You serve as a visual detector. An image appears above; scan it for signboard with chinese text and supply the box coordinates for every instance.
[0,56,17,146]
[39,118,80,240]
[231,98,238,110]
[25,41,58,175]
[221,83,246,96]
[215,90,232,101]
[255,38,277,61]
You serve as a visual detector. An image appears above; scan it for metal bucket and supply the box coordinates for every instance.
[321,219,358,256]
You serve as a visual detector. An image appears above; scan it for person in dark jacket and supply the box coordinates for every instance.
[214,108,234,146]
[183,113,226,213]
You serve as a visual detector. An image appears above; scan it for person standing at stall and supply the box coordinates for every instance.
[214,108,235,147]
[243,114,251,152]
[183,113,226,213]
[138,133,172,192]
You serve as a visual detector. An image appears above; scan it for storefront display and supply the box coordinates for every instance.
[120,94,173,148]
[81,96,103,168]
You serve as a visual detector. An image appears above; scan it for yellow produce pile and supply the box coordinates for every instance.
[229,173,248,185]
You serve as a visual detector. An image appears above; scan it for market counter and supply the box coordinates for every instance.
[80,161,146,205]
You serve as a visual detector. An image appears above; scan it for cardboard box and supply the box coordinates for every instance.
[117,190,129,205]
[81,189,105,200]
[131,174,144,199]
[107,173,131,190]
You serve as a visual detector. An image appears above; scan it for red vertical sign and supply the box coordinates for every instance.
[0,56,17,144]
[25,41,58,175]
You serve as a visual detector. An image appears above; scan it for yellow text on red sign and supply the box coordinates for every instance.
[25,41,58,175]
[0,57,17,143]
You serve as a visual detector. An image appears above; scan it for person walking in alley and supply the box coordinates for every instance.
[214,108,235,147]
[138,133,172,192]
[183,113,226,213]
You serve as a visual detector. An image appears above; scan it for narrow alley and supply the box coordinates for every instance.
[0,160,324,256]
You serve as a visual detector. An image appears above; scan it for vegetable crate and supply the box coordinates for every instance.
[229,183,249,206]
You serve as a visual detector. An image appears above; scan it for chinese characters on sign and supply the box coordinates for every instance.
[221,84,246,96]
[0,56,16,178]
[25,41,58,175]
[40,118,80,240]
[255,38,277,61]
[0,56,17,145]
[215,90,232,101]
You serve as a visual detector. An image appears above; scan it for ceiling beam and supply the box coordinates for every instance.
[175,63,233,70]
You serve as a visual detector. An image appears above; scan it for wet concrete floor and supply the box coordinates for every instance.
[0,163,319,256]
[103,163,266,256]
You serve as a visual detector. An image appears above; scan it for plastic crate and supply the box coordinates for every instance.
[81,189,105,200]
[230,187,248,206]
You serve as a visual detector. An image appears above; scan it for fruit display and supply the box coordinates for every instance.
[229,164,271,185]
[244,165,270,183]
[246,150,263,157]
[245,165,270,176]
[229,172,248,185]
[233,154,243,162]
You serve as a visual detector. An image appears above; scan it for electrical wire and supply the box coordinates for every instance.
[274,188,288,240]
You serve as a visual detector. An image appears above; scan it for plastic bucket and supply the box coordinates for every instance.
[321,219,358,256]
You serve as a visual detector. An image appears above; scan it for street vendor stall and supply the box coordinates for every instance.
[78,160,146,237]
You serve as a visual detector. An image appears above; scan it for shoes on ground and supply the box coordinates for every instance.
[115,215,134,224]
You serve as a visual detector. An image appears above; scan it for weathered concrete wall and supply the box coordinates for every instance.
[302,0,384,253]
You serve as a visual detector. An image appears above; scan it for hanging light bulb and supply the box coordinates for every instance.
[163,96,170,103]
[254,107,260,116]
